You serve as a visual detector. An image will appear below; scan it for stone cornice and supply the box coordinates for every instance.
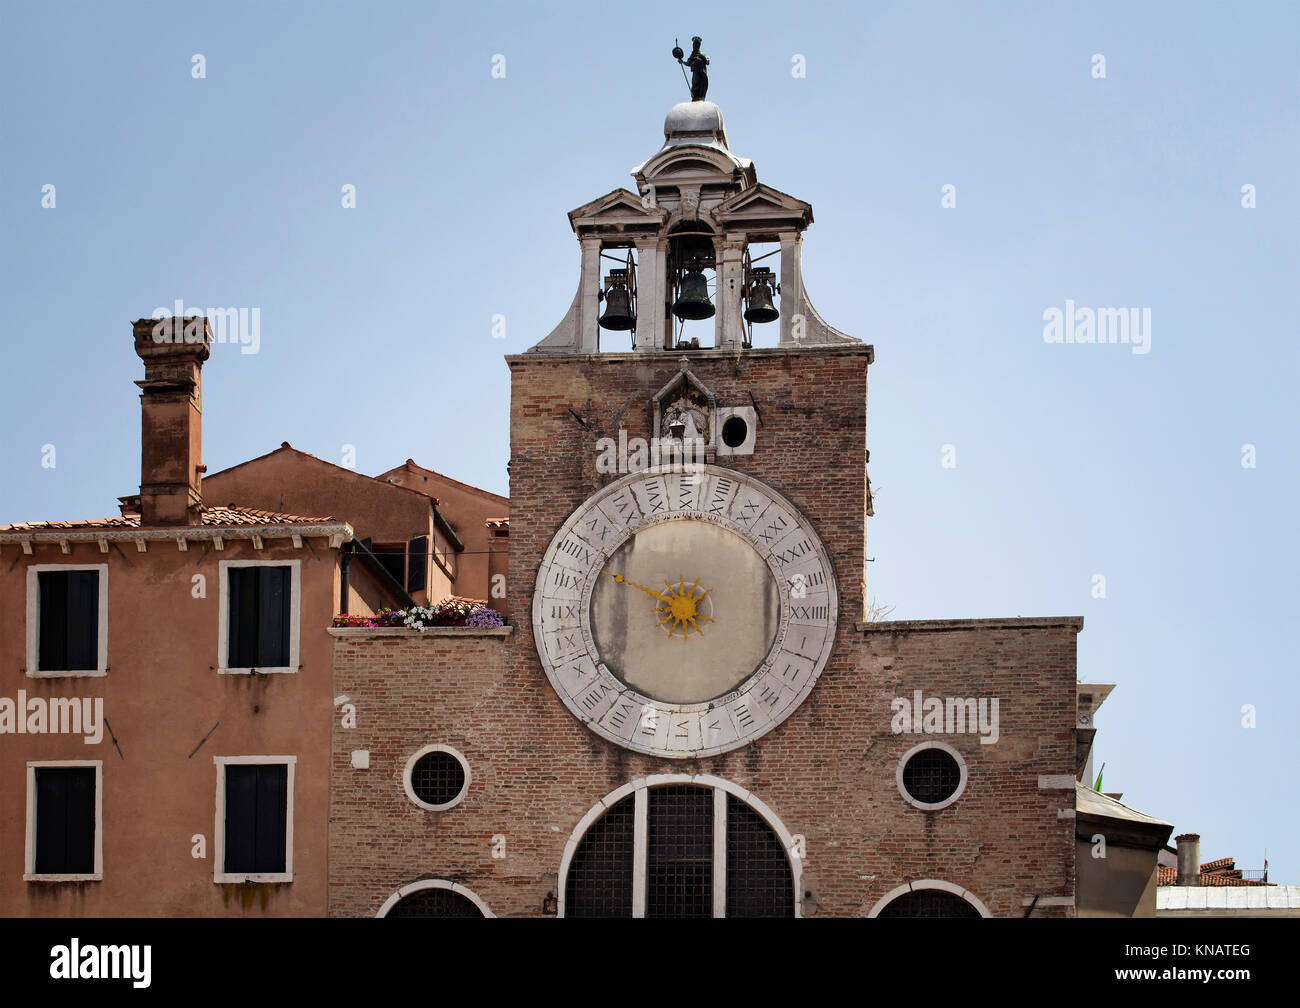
[858,616,1084,634]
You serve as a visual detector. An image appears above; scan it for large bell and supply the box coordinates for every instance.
[672,269,715,321]
[743,267,780,324]
[598,270,635,331]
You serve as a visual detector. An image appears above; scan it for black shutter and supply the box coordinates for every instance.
[224,765,259,873]
[224,764,287,874]
[65,570,99,671]
[37,570,99,672]
[254,764,288,873]
[227,568,258,668]
[257,567,290,668]
[38,571,69,672]
[407,537,428,593]
[35,767,95,874]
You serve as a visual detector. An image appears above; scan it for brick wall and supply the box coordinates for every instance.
[327,347,1078,917]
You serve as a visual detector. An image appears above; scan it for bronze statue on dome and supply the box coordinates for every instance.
[672,37,709,101]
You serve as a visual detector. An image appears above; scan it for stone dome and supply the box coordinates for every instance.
[663,100,728,148]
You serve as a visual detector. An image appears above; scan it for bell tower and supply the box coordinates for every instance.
[528,94,860,355]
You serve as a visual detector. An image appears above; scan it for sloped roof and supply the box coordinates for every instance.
[1156,862,1272,887]
[1075,782,1172,828]
[1,505,337,532]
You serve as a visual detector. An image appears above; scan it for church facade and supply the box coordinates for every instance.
[327,96,1085,918]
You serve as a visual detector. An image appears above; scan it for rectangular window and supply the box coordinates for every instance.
[38,570,99,671]
[25,762,102,881]
[219,561,299,674]
[26,565,108,677]
[214,757,295,882]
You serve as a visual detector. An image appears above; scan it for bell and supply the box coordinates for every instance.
[598,271,635,331]
[672,269,715,321]
[743,267,780,324]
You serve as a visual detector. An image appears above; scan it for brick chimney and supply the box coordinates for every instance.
[132,317,212,526]
[1175,832,1201,887]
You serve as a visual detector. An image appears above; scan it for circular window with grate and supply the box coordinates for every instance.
[404,744,470,811]
[896,741,967,811]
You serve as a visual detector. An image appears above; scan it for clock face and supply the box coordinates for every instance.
[533,464,838,758]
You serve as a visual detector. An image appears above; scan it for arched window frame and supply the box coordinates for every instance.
[866,879,991,918]
[557,773,802,918]
[376,878,494,918]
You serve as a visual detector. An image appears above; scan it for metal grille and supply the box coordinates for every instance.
[385,887,484,918]
[410,750,466,807]
[725,794,794,917]
[877,889,981,918]
[646,785,713,918]
[902,747,961,805]
[566,795,634,918]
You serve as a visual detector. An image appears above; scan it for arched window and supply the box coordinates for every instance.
[868,881,989,918]
[561,776,798,918]
[378,880,492,918]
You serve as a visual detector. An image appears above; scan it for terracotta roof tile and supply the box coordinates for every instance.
[1157,863,1274,887]
[1,505,337,532]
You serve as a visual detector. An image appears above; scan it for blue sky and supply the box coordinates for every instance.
[2,2,1297,880]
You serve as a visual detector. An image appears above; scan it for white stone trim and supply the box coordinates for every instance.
[376,878,494,918]
[867,879,992,918]
[403,744,471,812]
[557,773,802,918]
[217,559,301,675]
[1038,774,1076,790]
[24,760,103,881]
[25,564,109,677]
[212,755,296,884]
[0,523,352,547]
[896,740,968,812]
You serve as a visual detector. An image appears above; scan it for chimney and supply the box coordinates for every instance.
[132,317,212,526]
[1175,832,1201,886]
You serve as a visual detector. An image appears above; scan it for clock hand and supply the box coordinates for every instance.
[601,569,670,602]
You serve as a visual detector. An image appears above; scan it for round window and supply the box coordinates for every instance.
[405,745,470,810]
[897,742,966,810]
[721,415,748,448]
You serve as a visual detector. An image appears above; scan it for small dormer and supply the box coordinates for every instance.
[530,86,858,355]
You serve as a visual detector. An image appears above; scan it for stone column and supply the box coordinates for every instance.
[715,235,746,350]
[634,238,666,352]
[578,237,603,354]
[777,231,804,346]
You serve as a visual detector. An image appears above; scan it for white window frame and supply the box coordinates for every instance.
[866,879,992,918]
[376,879,494,917]
[213,755,296,884]
[896,740,969,812]
[217,559,301,675]
[557,773,802,918]
[26,563,109,678]
[25,760,103,882]
[403,744,471,811]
